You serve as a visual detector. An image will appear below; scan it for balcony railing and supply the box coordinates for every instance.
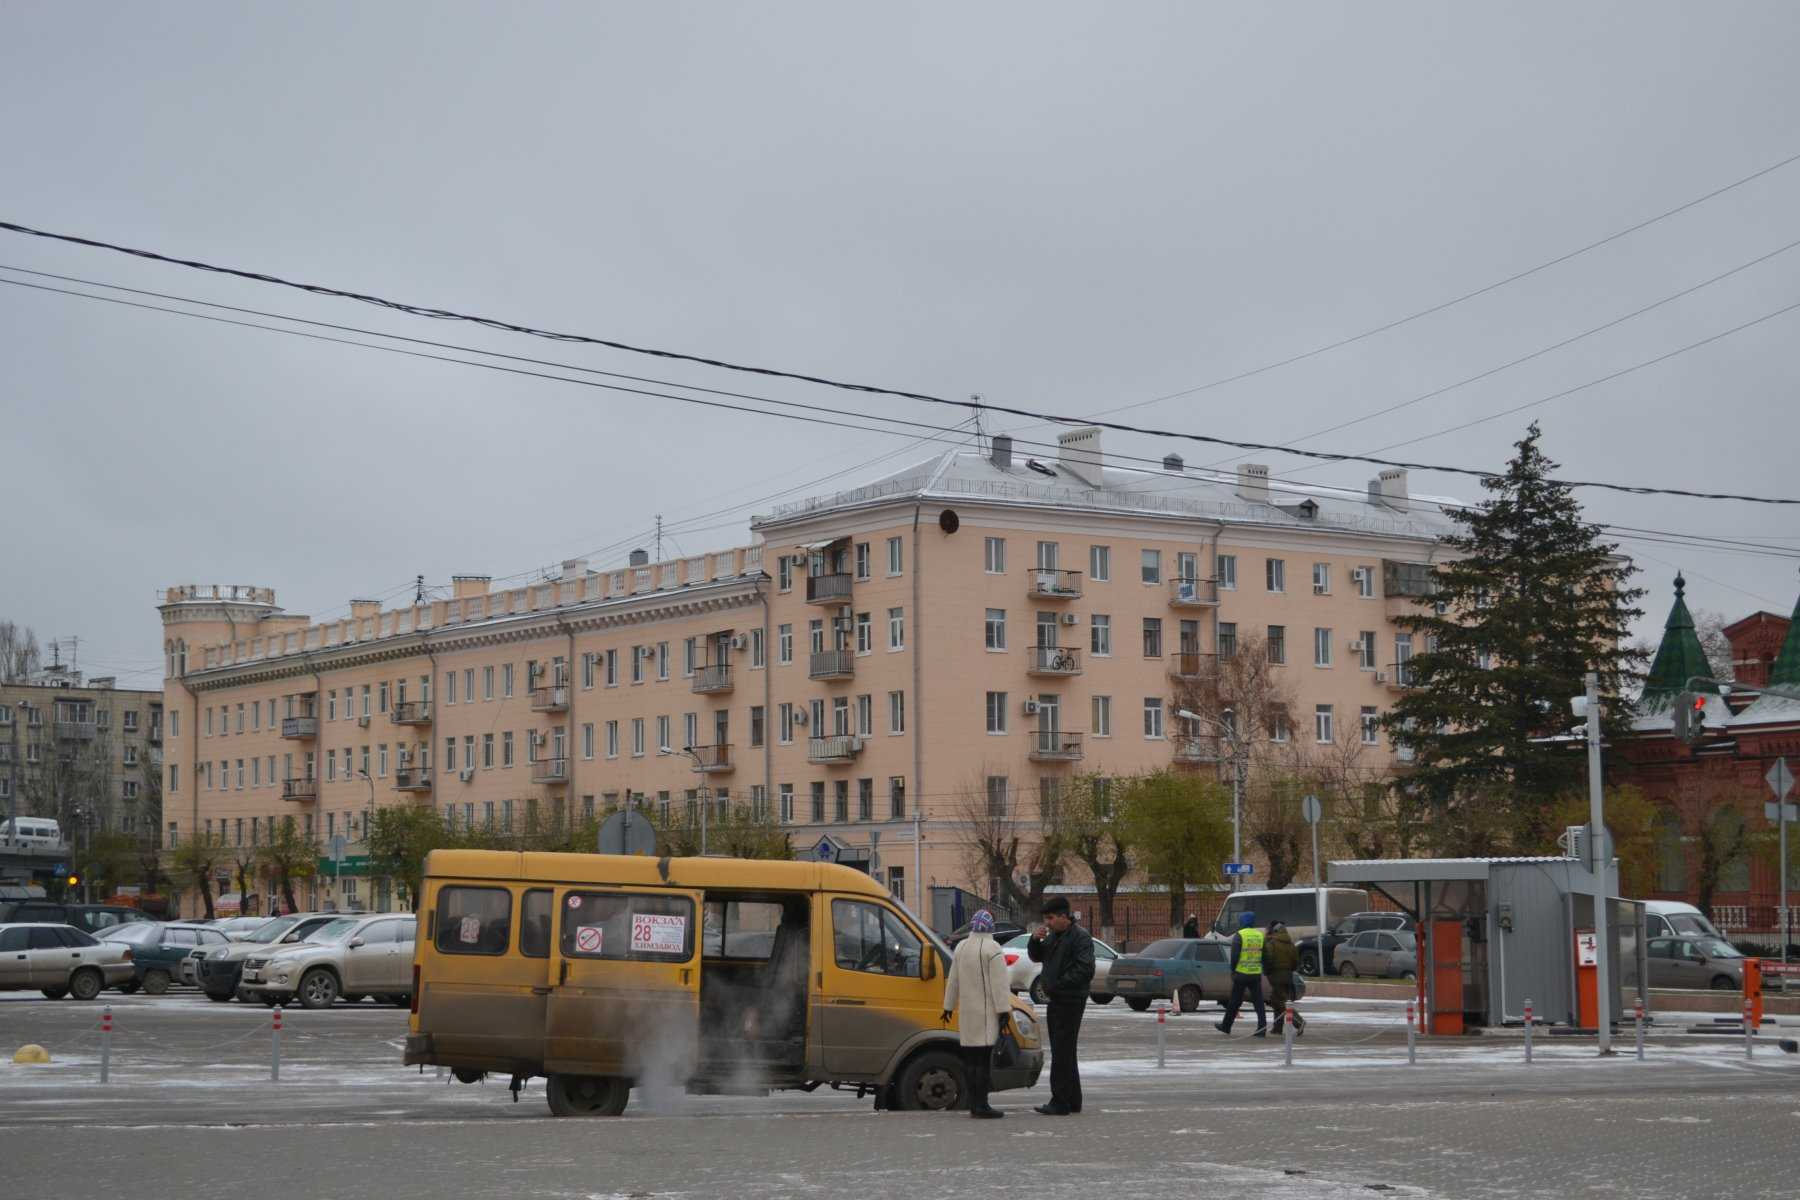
[1027,644,1082,676]
[148,724,163,746]
[691,663,734,695]
[529,685,570,713]
[281,716,318,740]
[1170,651,1216,681]
[391,701,433,726]
[531,756,570,784]
[1386,661,1418,689]
[687,744,733,773]
[1173,735,1225,765]
[55,720,97,741]
[807,735,864,764]
[1027,569,1083,600]
[281,777,318,802]
[1168,577,1220,607]
[809,649,855,681]
[805,573,854,604]
[1028,730,1085,762]
[393,767,433,792]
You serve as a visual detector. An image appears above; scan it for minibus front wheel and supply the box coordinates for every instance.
[894,1049,966,1112]
[546,1073,630,1117]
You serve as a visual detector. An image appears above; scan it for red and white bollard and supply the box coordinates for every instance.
[1523,998,1535,1064]
[1156,1004,1167,1068]
[99,1005,113,1084]
[1406,1000,1417,1065]
[271,1005,284,1082]
[1634,998,1645,1061]
[1282,999,1296,1067]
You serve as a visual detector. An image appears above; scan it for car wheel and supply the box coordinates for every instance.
[297,968,339,1009]
[1299,951,1320,977]
[1711,975,1737,991]
[894,1049,965,1112]
[1090,993,1115,1005]
[1337,962,1358,979]
[68,968,104,1002]
[545,1073,630,1117]
[115,980,140,995]
[40,986,68,1000]
[1125,996,1153,1012]
[1402,970,1418,983]
[142,968,172,996]
[1029,978,1049,1005]
[1177,984,1202,1013]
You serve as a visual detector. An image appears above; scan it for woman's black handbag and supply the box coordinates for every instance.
[992,1017,1023,1071]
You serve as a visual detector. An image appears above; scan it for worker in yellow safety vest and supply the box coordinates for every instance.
[1215,911,1268,1037]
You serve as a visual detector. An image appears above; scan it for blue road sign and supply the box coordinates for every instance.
[812,836,838,863]
[1223,862,1255,877]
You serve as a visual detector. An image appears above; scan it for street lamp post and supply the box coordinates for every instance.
[1573,673,1612,1056]
[670,746,710,855]
[358,770,376,910]
[1178,707,1247,890]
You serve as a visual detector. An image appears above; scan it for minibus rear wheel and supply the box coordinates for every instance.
[546,1073,630,1117]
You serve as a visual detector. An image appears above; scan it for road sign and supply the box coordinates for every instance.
[1300,794,1322,825]
[1767,758,1795,801]
[1223,862,1254,877]
[328,835,347,863]
[812,836,838,864]
[598,810,656,855]
[1766,801,1800,823]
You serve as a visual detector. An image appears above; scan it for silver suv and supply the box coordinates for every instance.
[240,913,417,1009]
[196,913,340,1002]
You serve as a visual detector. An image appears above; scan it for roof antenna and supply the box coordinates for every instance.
[413,575,426,604]
[970,396,986,456]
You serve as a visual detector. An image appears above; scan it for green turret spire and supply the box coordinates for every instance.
[1769,580,1800,690]
[1641,574,1718,704]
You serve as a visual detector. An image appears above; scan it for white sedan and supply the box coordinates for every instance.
[1000,931,1119,1005]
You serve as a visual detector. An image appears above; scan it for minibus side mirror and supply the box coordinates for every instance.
[920,952,937,981]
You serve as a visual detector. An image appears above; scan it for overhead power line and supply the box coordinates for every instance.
[2,256,1797,507]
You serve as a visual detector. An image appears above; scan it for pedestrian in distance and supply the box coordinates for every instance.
[1026,895,1094,1115]
[1215,911,1268,1037]
[1263,919,1305,1037]
[1182,912,1201,939]
[941,909,1012,1119]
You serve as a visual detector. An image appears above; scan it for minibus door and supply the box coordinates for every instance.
[818,895,940,1077]
[545,885,705,1081]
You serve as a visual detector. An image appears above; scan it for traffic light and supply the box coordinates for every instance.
[1673,692,1707,746]
[65,874,80,887]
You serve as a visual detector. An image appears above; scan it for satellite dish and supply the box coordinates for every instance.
[598,810,657,856]
[938,509,960,534]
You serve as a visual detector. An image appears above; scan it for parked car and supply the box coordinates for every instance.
[95,921,231,994]
[1297,912,1416,976]
[209,916,273,940]
[0,923,135,1000]
[1106,937,1298,1012]
[1646,935,1745,991]
[0,901,156,934]
[1643,901,1729,943]
[240,912,417,1009]
[1000,931,1119,1004]
[196,913,341,1002]
[946,918,1028,948]
[1333,930,1418,980]
[1206,888,1370,943]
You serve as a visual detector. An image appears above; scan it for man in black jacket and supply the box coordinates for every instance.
[1025,895,1094,1115]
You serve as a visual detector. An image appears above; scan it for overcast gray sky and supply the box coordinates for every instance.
[4,2,1798,688]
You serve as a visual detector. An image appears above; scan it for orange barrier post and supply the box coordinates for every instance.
[1744,958,1764,1033]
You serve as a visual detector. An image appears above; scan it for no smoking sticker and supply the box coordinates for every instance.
[575,925,604,954]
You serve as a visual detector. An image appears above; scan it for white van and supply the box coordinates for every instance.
[1643,900,1725,942]
[1208,887,1370,941]
[0,818,62,848]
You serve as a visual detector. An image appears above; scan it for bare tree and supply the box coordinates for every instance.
[1061,774,1130,938]
[1690,609,1735,684]
[954,768,1066,920]
[0,620,43,682]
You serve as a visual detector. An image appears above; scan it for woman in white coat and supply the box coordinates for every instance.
[940,908,1012,1119]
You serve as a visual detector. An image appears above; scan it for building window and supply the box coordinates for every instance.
[1315,704,1335,744]
[888,607,905,650]
[887,536,904,575]
[655,715,671,755]
[984,537,1006,574]
[1361,706,1379,745]
[1266,558,1286,593]
[1216,553,1237,590]
[779,784,795,824]
[749,706,766,749]
[684,712,699,750]
[605,721,618,758]
[604,649,617,687]
[855,542,871,580]
[751,628,765,668]
[855,694,873,737]
[482,733,495,768]
[1092,694,1112,737]
[834,781,850,824]
[809,620,825,655]
[1141,549,1162,584]
[1358,631,1378,670]
[779,703,795,744]
[1314,627,1333,667]
[888,690,905,734]
[775,623,793,665]
[810,782,826,823]
[985,776,1008,818]
[778,555,792,592]
[502,731,515,767]
[582,724,595,759]
[582,653,596,689]
[657,642,670,681]
[1089,544,1110,582]
[1218,622,1238,659]
[1267,625,1287,665]
[832,696,851,737]
[985,608,1007,651]
[1354,565,1375,598]
[1142,618,1162,658]
[986,692,1008,734]
[631,718,645,757]
[1090,614,1111,656]
[683,637,698,677]
[855,612,873,655]
[1143,698,1165,739]
[1313,563,1331,595]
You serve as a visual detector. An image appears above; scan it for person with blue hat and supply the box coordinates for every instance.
[1216,910,1268,1037]
[942,908,1012,1118]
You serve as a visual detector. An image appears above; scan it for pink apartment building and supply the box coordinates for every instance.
[158,429,1456,923]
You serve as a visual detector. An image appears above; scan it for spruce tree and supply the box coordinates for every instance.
[1381,423,1643,849]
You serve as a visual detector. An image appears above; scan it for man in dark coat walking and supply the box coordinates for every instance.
[1026,895,1094,1115]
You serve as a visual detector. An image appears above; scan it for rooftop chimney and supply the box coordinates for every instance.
[1056,426,1106,488]
[1378,468,1409,509]
[1237,463,1270,504]
[451,576,491,600]
[560,558,589,581]
[990,434,1014,470]
[1162,453,1184,473]
[628,548,650,567]
[349,599,381,620]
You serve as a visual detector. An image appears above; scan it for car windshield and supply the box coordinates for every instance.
[1670,915,1720,938]
[97,922,161,944]
[298,918,359,944]
[1140,939,1187,958]
[244,917,302,944]
[1695,938,1742,958]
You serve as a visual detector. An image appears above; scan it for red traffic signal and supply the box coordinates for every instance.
[1673,692,1708,746]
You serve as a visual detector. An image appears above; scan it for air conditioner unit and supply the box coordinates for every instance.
[730,634,748,651]
[459,767,474,783]
[357,716,371,728]
[1375,671,1388,684]
[1022,699,1040,716]
[793,708,809,727]
[1059,613,1079,626]
[835,605,852,619]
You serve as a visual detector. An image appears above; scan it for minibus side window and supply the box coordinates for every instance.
[562,891,695,961]
[520,889,553,958]
[831,899,923,978]
[435,886,512,955]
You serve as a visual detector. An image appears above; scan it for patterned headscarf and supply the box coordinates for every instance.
[970,909,995,933]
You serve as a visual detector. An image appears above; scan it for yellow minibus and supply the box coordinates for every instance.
[404,849,1044,1116]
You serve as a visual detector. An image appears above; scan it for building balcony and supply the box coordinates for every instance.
[691,663,734,695]
[1385,662,1418,690]
[1027,569,1082,600]
[55,720,97,741]
[1027,645,1082,676]
[1173,735,1226,765]
[281,716,318,740]
[805,573,854,605]
[282,777,318,802]
[531,756,570,785]
[1170,652,1216,681]
[687,744,734,774]
[807,734,864,765]
[1168,577,1219,607]
[394,767,433,793]
[809,649,855,681]
[391,701,433,726]
[529,685,570,713]
[1028,730,1085,762]
[147,724,163,746]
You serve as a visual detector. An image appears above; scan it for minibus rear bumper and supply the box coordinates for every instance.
[403,1032,434,1066]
